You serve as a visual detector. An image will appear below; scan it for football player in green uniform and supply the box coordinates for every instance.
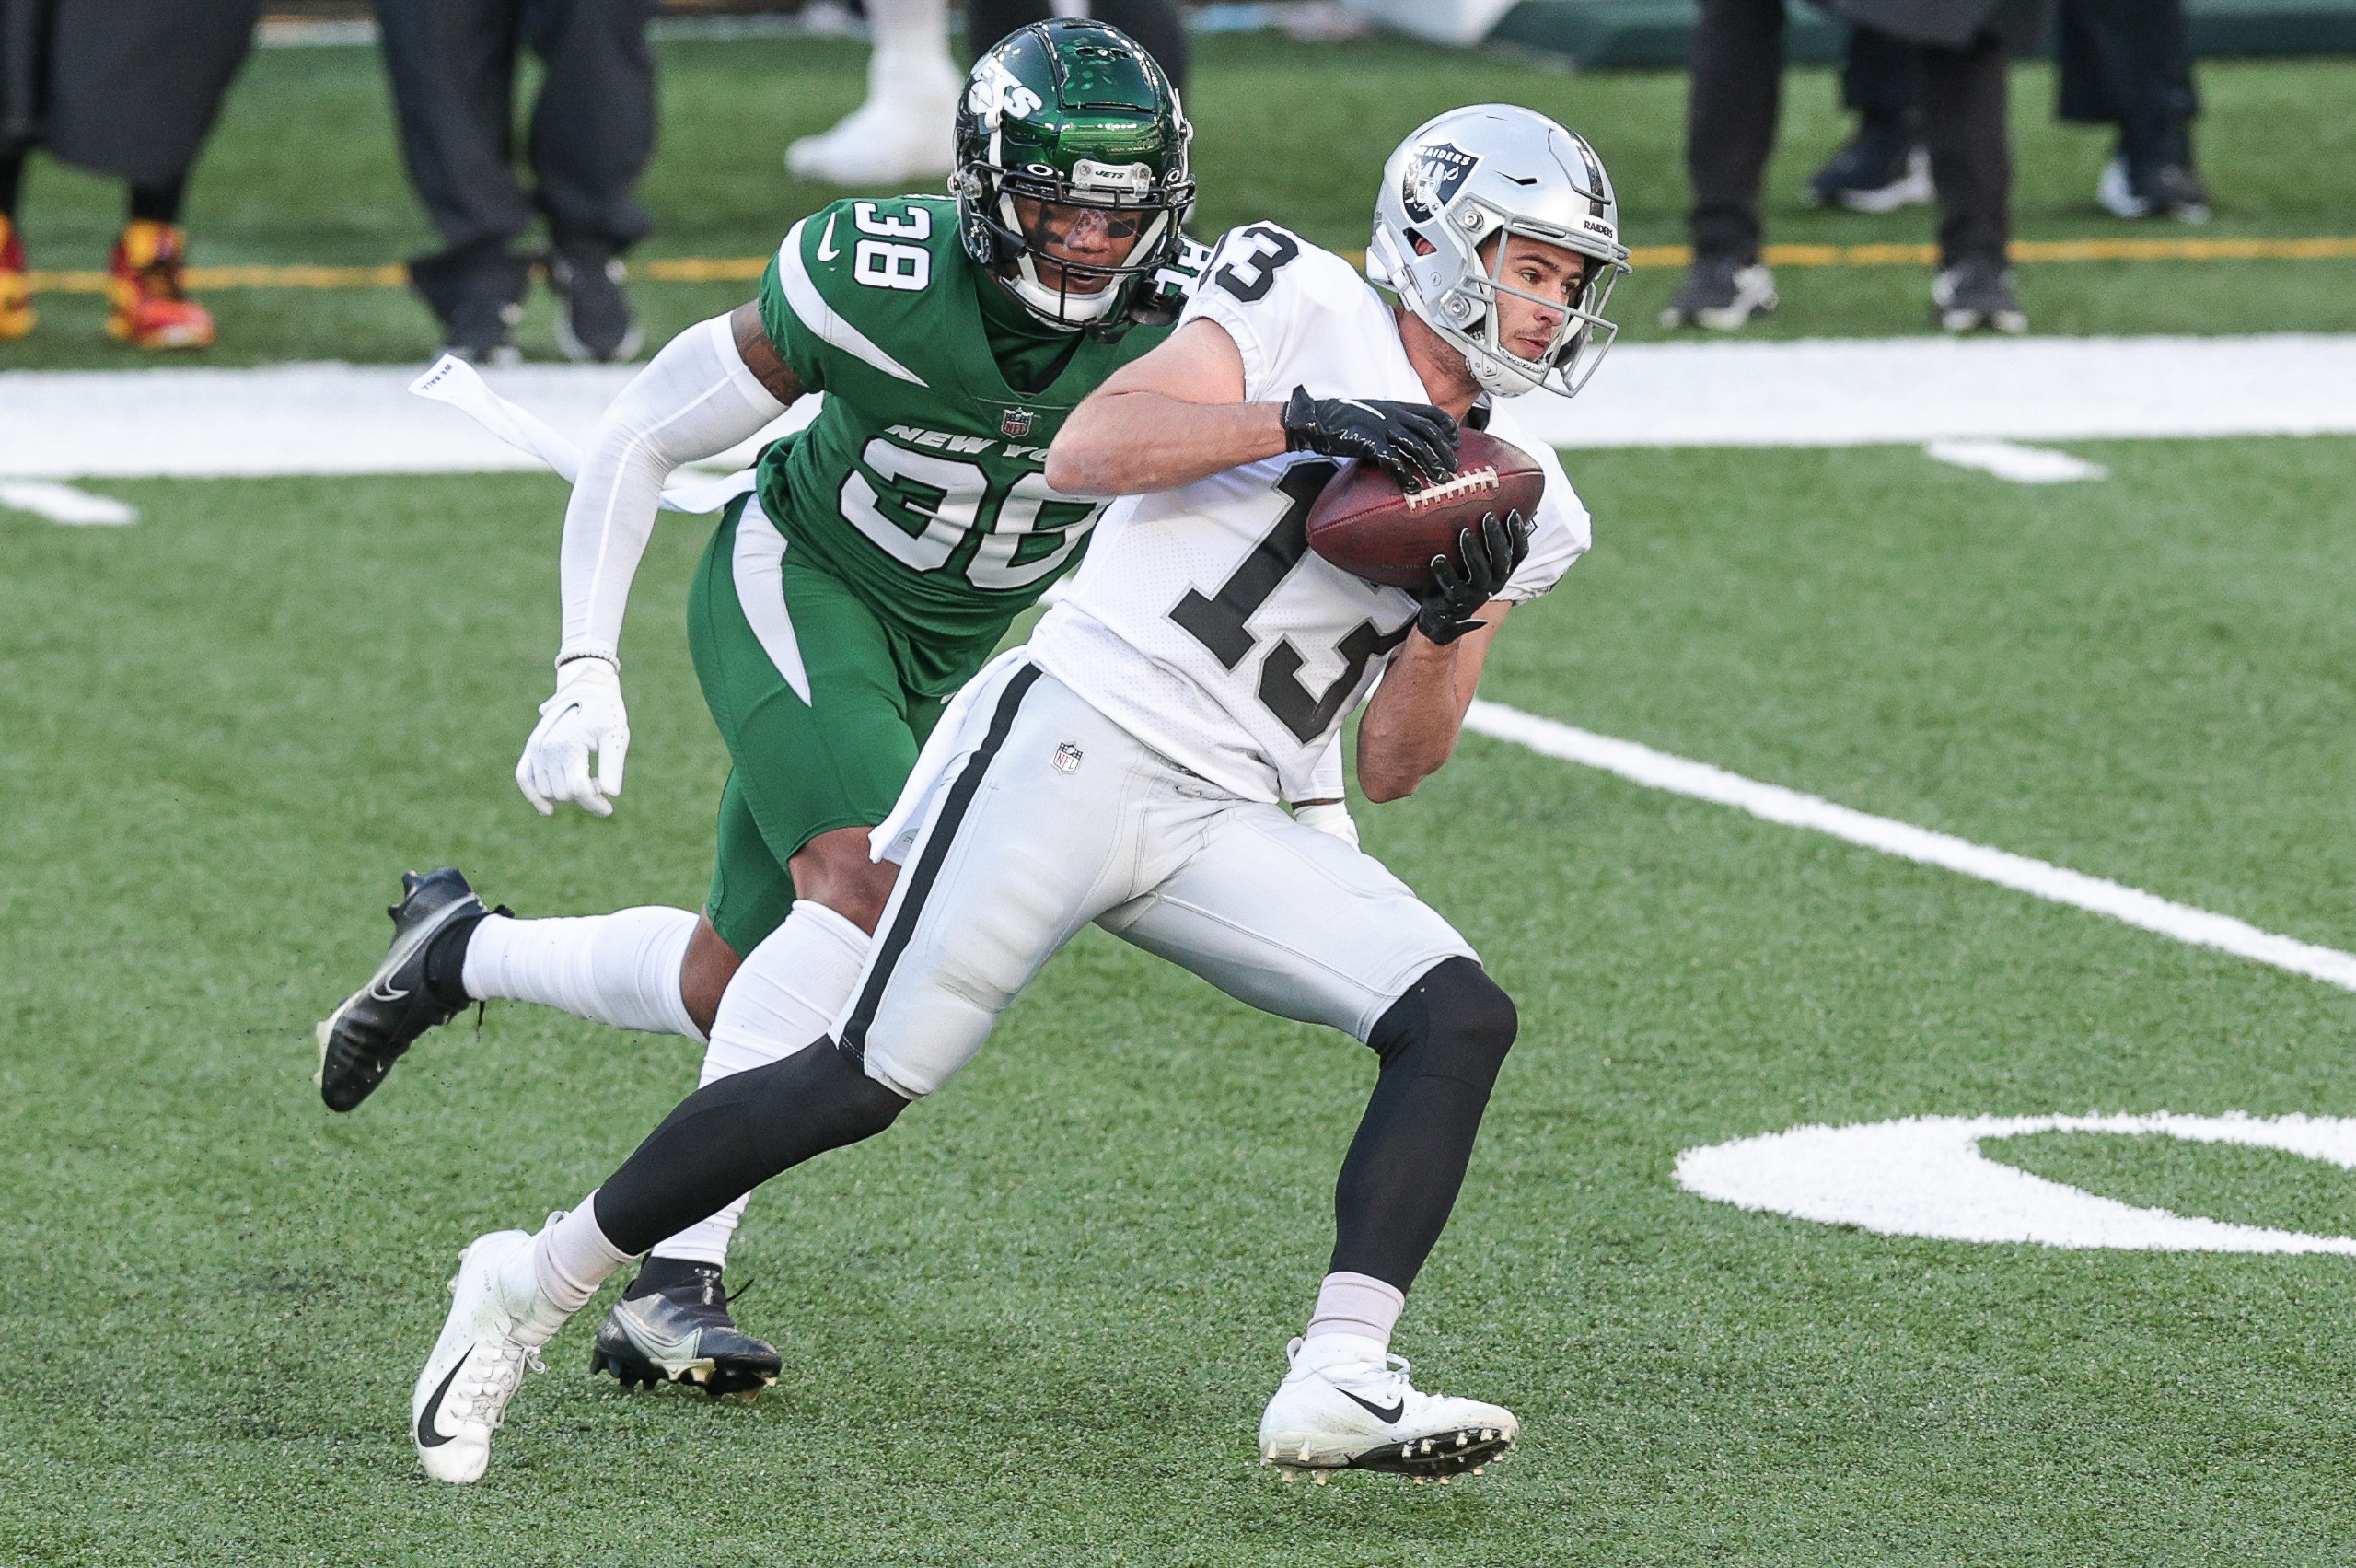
[319,20,1325,1406]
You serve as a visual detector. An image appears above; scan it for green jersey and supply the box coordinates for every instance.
[754,194,1189,695]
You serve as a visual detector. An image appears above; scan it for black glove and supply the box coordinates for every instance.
[1417,509,1532,646]
[1280,384,1457,492]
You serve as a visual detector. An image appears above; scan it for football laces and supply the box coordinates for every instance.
[1399,466,1499,512]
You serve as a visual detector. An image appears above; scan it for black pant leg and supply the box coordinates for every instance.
[375,0,537,256]
[2054,0,2197,170]
[1915,31,2010,269]
[524,0,657,254]
[1686,0,1785,265]
[1841,24,1918,123]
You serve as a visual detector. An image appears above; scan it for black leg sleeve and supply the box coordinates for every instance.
[592,1040,910,1257]
[1685,0,1785,264]
[1917,32,2012,269]
[1328,958,1518,1293]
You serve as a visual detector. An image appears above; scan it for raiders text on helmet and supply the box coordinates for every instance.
[1366,105,1631,399]
[950,19,1194,334]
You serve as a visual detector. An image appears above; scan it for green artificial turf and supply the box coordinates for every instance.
[3,34,2353,368]
[5,436,2356,1563]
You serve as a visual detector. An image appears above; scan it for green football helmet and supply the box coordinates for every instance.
[952,18,1194,333]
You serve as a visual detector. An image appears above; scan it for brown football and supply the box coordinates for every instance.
[1305,429,1546,592]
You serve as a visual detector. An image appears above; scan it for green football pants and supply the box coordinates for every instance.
[688,494,953,957]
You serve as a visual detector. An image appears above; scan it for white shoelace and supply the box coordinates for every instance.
[453,1340,547,1429]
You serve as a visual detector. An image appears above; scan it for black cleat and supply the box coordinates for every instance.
[590,1265,781,1398]
[547,245,642,364]
[315,868,488,1111]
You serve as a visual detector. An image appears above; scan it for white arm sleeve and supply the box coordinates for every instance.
[559,313,790,662]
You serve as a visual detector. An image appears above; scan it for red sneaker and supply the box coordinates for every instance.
[108,220,215,349]
[0,215,33,341]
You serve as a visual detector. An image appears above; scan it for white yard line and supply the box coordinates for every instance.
[1922,439,2109,483]
[0,480,137,525]
[3,334,2350,481]
[1510,332,2356,450]
[1464,700,2356,993]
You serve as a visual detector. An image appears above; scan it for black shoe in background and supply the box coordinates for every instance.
[1805,118,1934,214]
[1932,258,2027,335]
[409,243,530,365]
[548,244,643,364]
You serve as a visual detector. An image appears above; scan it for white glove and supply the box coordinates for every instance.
[1294,799,1361,849]
[516,656,630,818]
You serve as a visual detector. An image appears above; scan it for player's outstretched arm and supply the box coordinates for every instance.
[1046,319,1284,496]
[524,306,800,817]
[1355,509,1532,801]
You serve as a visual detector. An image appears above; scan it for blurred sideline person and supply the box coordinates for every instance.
[0,0,263,348]
[398,102,1624,1490]
[375,0,657,364]
[786,0,1186,187]
[321,21,1258,1406]
[1805,0,2209,222]
[1663,0,2047,334]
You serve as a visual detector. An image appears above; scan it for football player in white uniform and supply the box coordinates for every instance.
[402,104,1629,1486]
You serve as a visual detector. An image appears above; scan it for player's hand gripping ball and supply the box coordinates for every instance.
[1305,426,1545,596]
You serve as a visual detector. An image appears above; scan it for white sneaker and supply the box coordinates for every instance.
[1257,1337,1518,1482]
[2096,156,2149,219]
[784,52,962,186]
[411,1229,555,1484]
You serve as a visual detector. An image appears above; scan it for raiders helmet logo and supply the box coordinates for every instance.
[1001,407,1036,437]
[1400,141,1479,224]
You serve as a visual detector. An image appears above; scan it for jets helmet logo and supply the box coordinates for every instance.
[966,55,1042,125]
[1000,407,1035,437]
[1400,142,1479,224]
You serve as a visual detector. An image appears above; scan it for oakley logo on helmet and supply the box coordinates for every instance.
[967,56,1042,125]
[1400,143,1479,224]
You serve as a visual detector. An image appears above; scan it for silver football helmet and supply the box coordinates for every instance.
[1367,105,1631,399]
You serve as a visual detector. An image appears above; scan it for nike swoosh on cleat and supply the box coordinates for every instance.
[816,213,840,261]
[416,1359,464,1447]
[1339,1388,1405,1424]
[366,980,410,1004]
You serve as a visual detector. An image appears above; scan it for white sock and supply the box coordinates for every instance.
[647,900,871,1267]
[496,1198,634,1345]
[1300,1272,1405,1368]
[462,907,704,1042]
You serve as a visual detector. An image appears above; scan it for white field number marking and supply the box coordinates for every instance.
[1677,1113,2356,1252]
[0,481,137,525]
[1924,439,2109,483]
[1462,702,2356,993]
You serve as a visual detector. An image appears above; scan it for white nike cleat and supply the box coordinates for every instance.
[411,1229,556,1484]
[784,53,962,186]
[1258,1337,1518,1481]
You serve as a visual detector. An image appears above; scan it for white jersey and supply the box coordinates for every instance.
[1027,224,1590,803]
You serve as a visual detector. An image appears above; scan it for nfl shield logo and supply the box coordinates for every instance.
[1052,742,1083,774]
[1001,407,1035,438]
[1400,141,1480,224]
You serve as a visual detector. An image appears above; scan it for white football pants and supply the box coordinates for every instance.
[818,662,1475,1100]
